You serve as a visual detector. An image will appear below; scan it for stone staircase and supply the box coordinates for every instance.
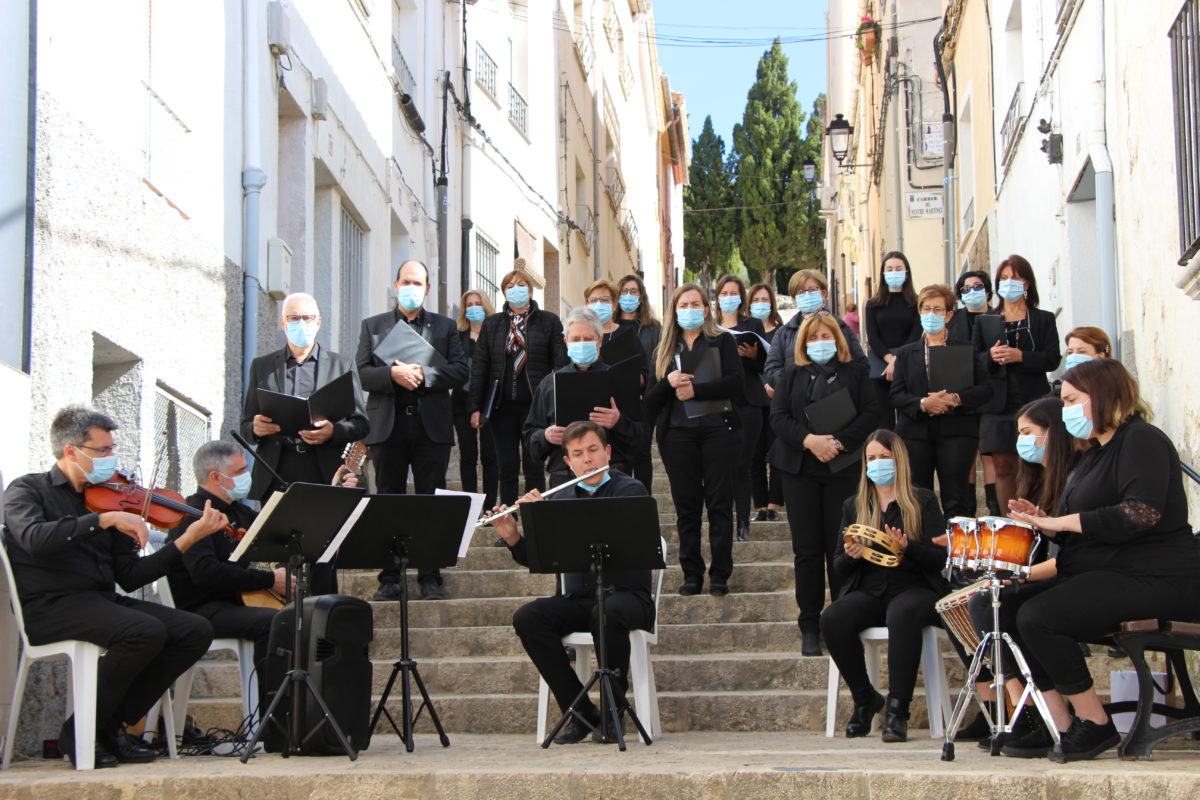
[187,458,1140,737]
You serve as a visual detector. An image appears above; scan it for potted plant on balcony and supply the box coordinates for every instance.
[856,15,881,66]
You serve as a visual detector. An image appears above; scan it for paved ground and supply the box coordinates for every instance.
[4,732,1200,799]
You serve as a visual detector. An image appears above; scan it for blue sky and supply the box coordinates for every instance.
[650,1,829,147]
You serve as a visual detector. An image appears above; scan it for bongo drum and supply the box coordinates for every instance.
[946,517,978,571]
[977,516,1038,576]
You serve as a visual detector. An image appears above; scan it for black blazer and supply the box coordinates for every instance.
[971,307,1061,414]
[467,301,568,416]
[240,345,370,500]
[643,332,744,446]
[889,335,992,440]
[356,309,468,445]
[768,360,879,476]
[831,488,950,597]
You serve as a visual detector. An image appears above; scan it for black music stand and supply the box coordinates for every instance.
[233,482,367,763]
[520,496,664,751]
[332,494,471,752]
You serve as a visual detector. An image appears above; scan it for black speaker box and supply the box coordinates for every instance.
[262,594,374,754]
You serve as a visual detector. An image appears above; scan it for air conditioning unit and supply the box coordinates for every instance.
[266,237,292,300]
[312,78,328,121]
[268,1,289,56]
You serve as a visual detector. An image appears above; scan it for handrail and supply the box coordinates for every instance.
[1183,462,1200,486]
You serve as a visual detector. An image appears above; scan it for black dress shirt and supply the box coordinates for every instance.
[3,465,183,600]
[286,343,320,398]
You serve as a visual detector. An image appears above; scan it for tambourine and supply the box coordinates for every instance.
[843,523,904,568]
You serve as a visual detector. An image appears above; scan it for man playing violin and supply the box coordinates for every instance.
[2,405,227,768]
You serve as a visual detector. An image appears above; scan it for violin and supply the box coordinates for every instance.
[83,472,246,541]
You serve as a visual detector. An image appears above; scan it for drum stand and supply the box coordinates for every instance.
[940,573,1063,762]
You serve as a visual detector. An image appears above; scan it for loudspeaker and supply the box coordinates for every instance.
[263,594,374,754]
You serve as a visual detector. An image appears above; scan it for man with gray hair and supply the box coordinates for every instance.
[3,405,225,767]
[522,307,644,488]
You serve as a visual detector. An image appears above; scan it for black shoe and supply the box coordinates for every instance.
[373,581,401,601]
[955,707,993,742]
[1000,719,1056,758]
[419,580,448,600]
[709,582,729,597]
[801,630,822,657]
[978,703,1038,750]
[58,719,118,769]
[881,696,910,743]
[1055,716,1120,762]
[752,509,770,522]
[553,707,600,744]
[766,508,779,521]
[100,730,157,764]
[845,689,885,738]
[736,522,750,542]
[678,577,703,596]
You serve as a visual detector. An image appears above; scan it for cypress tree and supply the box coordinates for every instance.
[683,115,735,291]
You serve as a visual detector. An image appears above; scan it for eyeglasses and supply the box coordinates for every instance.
[919,306,948,315]
[619,289,640,296]
[77,443,116,456]
[284,314,319,324]
[587,297,614,305]
[960,283,986,294]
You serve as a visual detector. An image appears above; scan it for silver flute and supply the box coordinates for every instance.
[475,466,609,526]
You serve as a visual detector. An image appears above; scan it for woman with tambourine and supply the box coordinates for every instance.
[822,430,948,742]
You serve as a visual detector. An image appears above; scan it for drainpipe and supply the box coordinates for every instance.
[933,23,956,285]
[241,0,268,388]
[1089,0,1117,352]
[593,91,602,282]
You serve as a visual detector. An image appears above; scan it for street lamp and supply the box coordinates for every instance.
[826,113,853,165]
[802,158,816,182]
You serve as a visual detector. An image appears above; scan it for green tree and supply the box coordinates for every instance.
[731,40,825,291]
[683,115,735,290]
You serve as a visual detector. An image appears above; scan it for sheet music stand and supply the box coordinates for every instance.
[333,494,471,752]
[520,496,664,751]
[234,483,366,763]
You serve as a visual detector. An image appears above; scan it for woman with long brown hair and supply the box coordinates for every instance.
[616,272,663,490]
[822,430,949,742]
[863,252,922,430]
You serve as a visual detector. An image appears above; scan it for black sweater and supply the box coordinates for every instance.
[864,292,921,360]
[1056,417,1200,578]
[832,488,950,598]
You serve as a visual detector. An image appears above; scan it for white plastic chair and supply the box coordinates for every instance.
[824,625,952,738]
[0,536,177,769]
[535,537,666,743]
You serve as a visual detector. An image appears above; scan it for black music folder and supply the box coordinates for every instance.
[374,320,447,367]
[805,387,861,473]
[975,313,1005,349]
[718,326,771,352]
[255,370,356,436]
[929,345,975,393]
[677,349,732,418]
[554,370,611,426]
[606,356,644,421]
[600,328,643,366]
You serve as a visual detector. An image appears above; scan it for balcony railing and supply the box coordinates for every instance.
[619,208,639,252]
[573,22,595,75]
[1000,82,1024,167]
[962,196,976,235]
[605,163,626,210]
[508,83,528,137]
[576,203,595,253]
[391,37,415,99]
[620,56,635,99]
[475,42,498,99]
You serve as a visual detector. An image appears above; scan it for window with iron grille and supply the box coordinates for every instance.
[152,388,211,498]
[475,42,498,100]
[1171,0,1200,264]
[475,232,500,305]
[339,206,366,355]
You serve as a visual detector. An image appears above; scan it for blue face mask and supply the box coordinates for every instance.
[566,340,599,367]
[396,284,425,311]
[464,305,486,324]
[866,458,896,487]
[618,294,640,313]
[587,302,614,324]
[222,470,253,502]
[997,279,1026,303]
[961,288,988,309]
[575,472,611,493]
[1016,434,1046,464]
[676,308,705,331]
[718,295,742,314]
[749,302,772,320]
[80,453,118,484]
[285,320,316,348]
[884,270,907,289]
[795,291,824,314]
[505,284,530,308]
[920,312,946,335]
[1062,400,1094,440]
[1064,353,1093,370]
[806,340,837,365]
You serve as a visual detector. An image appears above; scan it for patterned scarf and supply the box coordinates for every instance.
[506,308,529,374]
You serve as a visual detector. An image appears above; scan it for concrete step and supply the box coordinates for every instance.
[458,539,794,571]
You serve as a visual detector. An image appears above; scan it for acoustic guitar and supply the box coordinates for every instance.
[240,441,369,609]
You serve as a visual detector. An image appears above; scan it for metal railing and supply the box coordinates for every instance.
[475,42,498,99]
[605,163,626,210]
[576,203,595,253]
[391,37,415,99]
[620,56,635,99]
[508,83,528,137]
[961,196,975,235]
[619,208,638,252]
[1171,0,1200,264]
[1000,81,1024,167]
[573,22,594,75]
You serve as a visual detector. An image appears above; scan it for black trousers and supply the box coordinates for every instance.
[905,431,979,518]
[453,411,498,510]
[1015,572,1200,695]
[512,593,654,714]
[490,400,544,506]
[271,447,339,595]
[872,378,897,431]
[372,412,452,585]
[733,406,763,527]
[751,406,783,508]
[659,426,741,584]
[780,469,859,632]
[192,600,276,710]
[821,587,941,703]
[631,436,654,494]
[23,591,213,733]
